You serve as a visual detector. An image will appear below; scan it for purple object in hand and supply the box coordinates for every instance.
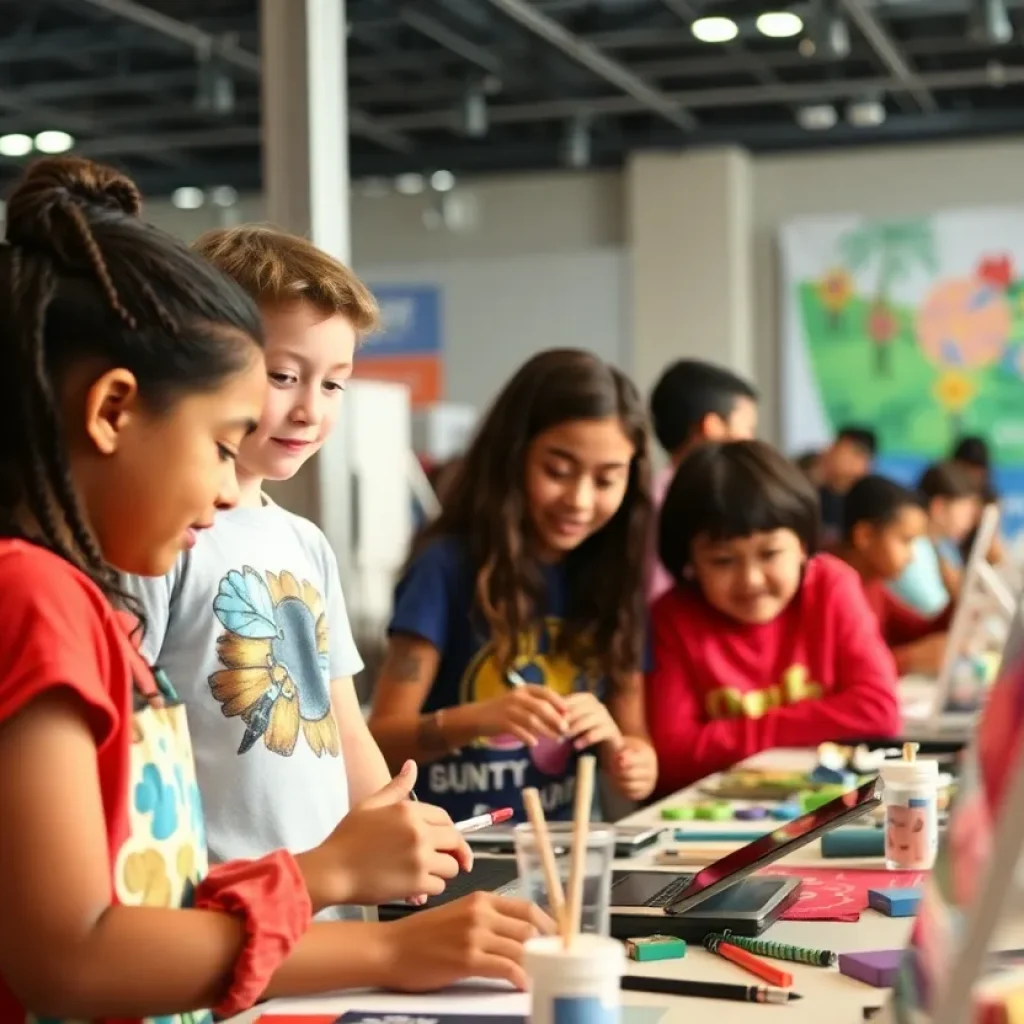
[734,806,768,820]
[838,950,904,988]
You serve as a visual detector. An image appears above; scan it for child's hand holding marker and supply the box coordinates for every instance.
[297,760,473,908]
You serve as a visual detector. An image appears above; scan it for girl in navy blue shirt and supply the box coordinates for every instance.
[369,349,658,820]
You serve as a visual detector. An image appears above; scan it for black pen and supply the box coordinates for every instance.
[622,976,802,1005]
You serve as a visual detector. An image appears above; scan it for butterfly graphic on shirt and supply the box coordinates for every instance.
[206,566,339,758]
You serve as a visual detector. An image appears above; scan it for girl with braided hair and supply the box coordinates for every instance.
[0,157,550,1024]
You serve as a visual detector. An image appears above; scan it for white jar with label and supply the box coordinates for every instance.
[879,756,940,871]
[525,934,623,1024]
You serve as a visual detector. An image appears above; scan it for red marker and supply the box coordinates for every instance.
[456,807,514,833]
[705,936,793,989]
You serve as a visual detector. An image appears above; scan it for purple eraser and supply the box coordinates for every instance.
[838,950,904,987]
[734,806,768,820]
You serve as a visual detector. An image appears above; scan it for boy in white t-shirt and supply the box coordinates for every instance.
[126,227,389,902]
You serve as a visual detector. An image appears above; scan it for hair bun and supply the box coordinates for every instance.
[5,156,142,251]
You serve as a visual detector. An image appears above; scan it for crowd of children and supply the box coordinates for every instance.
[0,154,995,1023]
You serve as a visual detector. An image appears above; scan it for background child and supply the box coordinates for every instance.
[647,359,758,603]
[888,462,980,615]
[837,475,952,674]
[369,348,659,820]
[123,227,430,917]
[951,434,1004,564]
[646,440,900,795]
[816,425,877,544]
[0,157,550,1023]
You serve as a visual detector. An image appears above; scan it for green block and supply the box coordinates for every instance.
[799,785,846,813]
[626,935,687,962]
[694,801,733,821]
[660,805,695,821]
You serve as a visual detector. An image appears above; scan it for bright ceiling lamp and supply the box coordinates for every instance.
[34,130,74,154]
[756,11,804,37]
[797,104,838,130]
[692,16,739,42]
[171,186,205,210]
[0,133,33,157]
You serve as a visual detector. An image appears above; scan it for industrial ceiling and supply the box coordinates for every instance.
[0,0,1022,199]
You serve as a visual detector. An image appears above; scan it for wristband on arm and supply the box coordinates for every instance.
[193,849,313,1018]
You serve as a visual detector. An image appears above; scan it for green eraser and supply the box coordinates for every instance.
[661,806,695,821]
[694,801,733,821]
[799,786,846,813]
[626,935,687,961]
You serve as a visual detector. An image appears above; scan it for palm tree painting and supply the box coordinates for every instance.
[839,218,939,376]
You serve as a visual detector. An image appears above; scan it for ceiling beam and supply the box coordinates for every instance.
[0,85,183,168]
[72,125,261,158]
[72,0,416,153]
[480,0,698,132]
[378,63,1024,131]
[399,7,502,77]
[839,0,939,113]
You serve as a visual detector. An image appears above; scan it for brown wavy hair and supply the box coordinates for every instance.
[411,348,652,691]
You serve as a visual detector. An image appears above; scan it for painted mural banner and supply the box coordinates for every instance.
[780,209,1024,539]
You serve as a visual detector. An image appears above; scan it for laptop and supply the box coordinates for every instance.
[881,591,1024,1024]
[380,776,883,940]
[903,504,1018,736]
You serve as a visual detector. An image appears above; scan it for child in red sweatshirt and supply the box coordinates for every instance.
[646,440,901,796]
[834,474,953,675]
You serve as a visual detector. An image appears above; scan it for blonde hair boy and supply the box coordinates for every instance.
[125,225,392,918]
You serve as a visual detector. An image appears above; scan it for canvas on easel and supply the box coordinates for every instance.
[923,504,1018,730]
[882,593,1024,1023]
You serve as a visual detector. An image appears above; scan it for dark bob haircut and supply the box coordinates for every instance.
[658,439,820,585]
[917,461,979,502]
[842,474,924,541]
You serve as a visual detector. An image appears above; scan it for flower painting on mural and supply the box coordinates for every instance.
[794,213,1024,473]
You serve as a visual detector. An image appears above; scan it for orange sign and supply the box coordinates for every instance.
[352,353,443,406]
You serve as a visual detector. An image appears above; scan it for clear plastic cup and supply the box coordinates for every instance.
[514,824,615,936]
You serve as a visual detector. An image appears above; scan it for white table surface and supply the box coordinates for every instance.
[233,748,918,1024]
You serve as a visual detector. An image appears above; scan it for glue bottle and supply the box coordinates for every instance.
[879,742,939,871]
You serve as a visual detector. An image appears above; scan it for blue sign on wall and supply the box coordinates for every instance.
[366,284,442,357]
[878,453,1024,541]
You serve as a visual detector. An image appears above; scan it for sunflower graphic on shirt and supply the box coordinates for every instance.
[207,566,339,758]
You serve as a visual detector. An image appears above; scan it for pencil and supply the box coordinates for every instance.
[563,754,596,949]
[523,787,566,931]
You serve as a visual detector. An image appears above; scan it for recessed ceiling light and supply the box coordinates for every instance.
[395,173,425,195]
[430,170,456,192]
[756,11,804,38]
[797,104,838,130]
[209,185,238,207]
[0,133,33,158]
[34,130,74,154]
[692,16,739,43]
[171,186,205,210]
[846,98,886,127]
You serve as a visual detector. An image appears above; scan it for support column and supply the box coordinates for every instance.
[260,0,351,571]
[626,148,755,423]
